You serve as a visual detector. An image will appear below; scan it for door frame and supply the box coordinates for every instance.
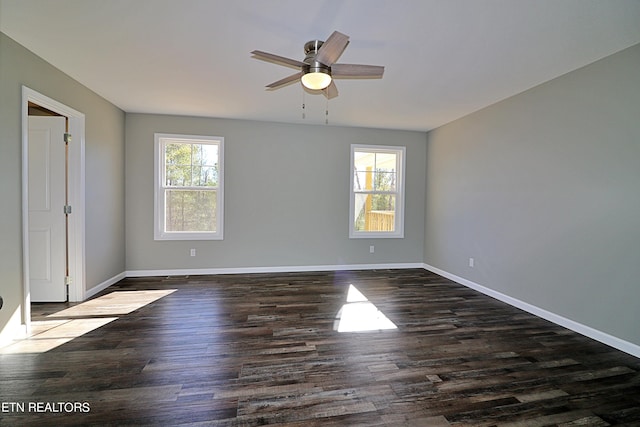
[21,86,86,331]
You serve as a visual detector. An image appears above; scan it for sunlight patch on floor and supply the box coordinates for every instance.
[48,290,177,317]
[0,289,176,354]
[334,284,397,333]
[0,318,118,354]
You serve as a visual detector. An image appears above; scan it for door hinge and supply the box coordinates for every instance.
[63,205,72,215]
[64,133,72,144]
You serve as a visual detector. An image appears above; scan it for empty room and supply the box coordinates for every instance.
[1,1,639,425]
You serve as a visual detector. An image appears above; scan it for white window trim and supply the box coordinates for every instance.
[349,144,405,239]
[154,133,224,240]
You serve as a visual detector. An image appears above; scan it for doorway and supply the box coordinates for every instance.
[21,86,85,333]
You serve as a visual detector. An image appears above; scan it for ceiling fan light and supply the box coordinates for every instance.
[301,71,332,90]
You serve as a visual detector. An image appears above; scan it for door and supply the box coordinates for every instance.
[28,116,67,302]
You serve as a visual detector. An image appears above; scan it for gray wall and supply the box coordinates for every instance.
[0,32,125,339]
[125,114,426,271]
[425,43,640,345]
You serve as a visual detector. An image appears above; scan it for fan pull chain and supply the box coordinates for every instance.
[302,91,306,119]
[325,97,329,125]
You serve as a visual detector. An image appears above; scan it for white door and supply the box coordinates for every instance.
[28,116,67,302]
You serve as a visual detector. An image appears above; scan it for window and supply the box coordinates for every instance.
[350,144,405,238]
[154,134,224,240]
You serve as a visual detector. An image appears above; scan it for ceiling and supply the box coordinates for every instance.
[2,0,639,132]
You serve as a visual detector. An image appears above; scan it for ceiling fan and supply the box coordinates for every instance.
[251,31,384,99]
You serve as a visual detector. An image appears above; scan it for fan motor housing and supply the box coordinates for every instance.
[303,40,331,74]
[304,40,324,55]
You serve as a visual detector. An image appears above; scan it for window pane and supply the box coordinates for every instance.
[165,189,217,232]
[191,144,203,166]
[374,170,396,191]
[200,144,219,166]
[354,151,375,170]
[191,144,218,167]
[166,165,191,186]
[354,193,396,232]
[371,193,396,211]
[375,152,396,170]
[191,166,218,186]
[200,166,218,187]
[165,143,192,165]
[353,168,373,191]
[354,151,397,191]
[165,142,218,187]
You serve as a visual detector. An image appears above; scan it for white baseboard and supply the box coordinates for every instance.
[422,263,640,359]
[125,262,424,278]
[85,271,126,299]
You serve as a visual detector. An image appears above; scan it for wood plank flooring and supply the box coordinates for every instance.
[1,269,639,426]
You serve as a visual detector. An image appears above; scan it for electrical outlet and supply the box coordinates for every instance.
[190,249,196,257]
[469,257,474,268]
[370,246,375,253]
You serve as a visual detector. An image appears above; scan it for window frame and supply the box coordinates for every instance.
[349,144,406,239]
[154,133,224,241]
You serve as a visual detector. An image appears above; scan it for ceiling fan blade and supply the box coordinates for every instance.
[315,31,349,66]
[331,63,385,78]
[266,72,302,89]
[323,81,339,99]
[251,50,306,69]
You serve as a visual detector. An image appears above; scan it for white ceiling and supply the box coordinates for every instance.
[2,0,639,131]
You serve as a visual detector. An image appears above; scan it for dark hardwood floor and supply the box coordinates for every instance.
[1,269,639,426]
